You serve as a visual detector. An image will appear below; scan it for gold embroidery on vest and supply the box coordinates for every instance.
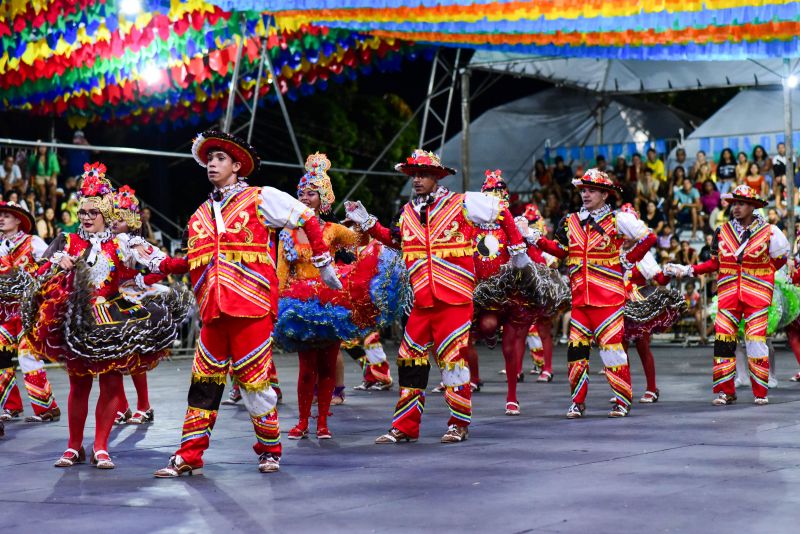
[433,221,465,245]
[188,218,210,249]
[226,211,254,243]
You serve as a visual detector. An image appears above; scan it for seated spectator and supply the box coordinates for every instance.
[627,152,644,183]
[6,191,24,211]
[551,156,572,189]
[645,147,666,184]
[28,142,60,213]
[673,177,701,238]
[659,236,680,264]
[773,142,788,183]
[0,155,25,194]
[744,162,768,198]
[530,159,551,189]
[690,150,714,181]
[36,207,57,243]
[57,209,79,234]
[542,191,563,222]
[715,148,737,194]
[657,225,675,252]
[698,179,720,230]
[636,167,659,213]
[709,199,730,230]
[752,145,773,186]
[140,206,157,244]
[668,147,690,178]
[613,155,628,179]
[735,151,749,183]
[698,234,714,262]
[595,155,608,173]
[695,161,715,184]
[24,191,42,219]
[677,240,698,265]
[683,281,708,344]
[642,200,665,234]
[767,207,785,230]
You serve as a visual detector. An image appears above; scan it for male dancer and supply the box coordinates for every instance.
[0,201,60,430]
[667,184,788,405]
[345,149,531,443]
[153,131,340,476]
[527,169,656,418]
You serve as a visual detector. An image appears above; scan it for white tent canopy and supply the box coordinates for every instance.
[408,87,692,194]
[669,87,800,164]
[469,51,790,94]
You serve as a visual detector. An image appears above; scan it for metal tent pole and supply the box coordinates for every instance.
[784,58,796,252]
[263,43,304,166]
[246,38,269,144]
[460,68,471,193]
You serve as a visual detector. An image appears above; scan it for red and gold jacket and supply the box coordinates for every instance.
[693,218,789,309]
[161,184,327,324]
[369,188,525,308]
[538,207,656,308]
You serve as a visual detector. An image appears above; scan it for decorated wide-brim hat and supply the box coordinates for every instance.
[572,168,622,196]
[191,130,260,178]
[721,184,767,208]
[395,148,456,179]
[0,201,34,234]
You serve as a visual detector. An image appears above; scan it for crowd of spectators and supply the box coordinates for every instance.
[0,132,159,245]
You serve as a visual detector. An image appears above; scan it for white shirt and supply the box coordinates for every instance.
[0,164,22,182]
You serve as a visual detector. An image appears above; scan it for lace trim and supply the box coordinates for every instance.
[577,204,611,222]
[411,185,449,214]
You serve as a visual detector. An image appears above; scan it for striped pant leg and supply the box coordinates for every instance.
[435,304,473,428]
[743,305,770,399]
[595,307,632,410]
[567,307,593,404]
[393,307,432,438]
[18,342,58,414]
[713,307,741,396]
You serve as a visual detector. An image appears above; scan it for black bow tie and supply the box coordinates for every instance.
[211,191,223,202]
[583,214,606,235]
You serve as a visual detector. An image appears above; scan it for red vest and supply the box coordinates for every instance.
[565,211,626,307]
[716,221,774,309]
[0,235,37,275]
[400,192,477,307]
[187,187,276,323]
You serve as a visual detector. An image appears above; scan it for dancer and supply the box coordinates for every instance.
[0,201,60,425]
[471,171,557,415]
[26,162,189,469]
[527,169,657,418]
[153,131,341,477]
[275,152,402,440]
[345,149,531,443]
[110,185,161,425]
[667,185,788,405]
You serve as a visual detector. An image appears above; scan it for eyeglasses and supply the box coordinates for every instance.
[77,209,101,220]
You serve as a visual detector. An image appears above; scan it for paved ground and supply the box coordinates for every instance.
[3,342,800,533]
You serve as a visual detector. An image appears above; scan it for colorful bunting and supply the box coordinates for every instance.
[0,0,421,128]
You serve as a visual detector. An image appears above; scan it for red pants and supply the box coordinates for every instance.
[528,319,554,374]
[175,315,280,467]
[567,305,632,409]
[296,342,340,428]
[713,302,769,398]
[393,302,472,438]
[0,344,58,416]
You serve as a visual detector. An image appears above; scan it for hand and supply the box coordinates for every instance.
[58,255,75,271]
[319,263,343,290]
[514,216,532,238]
[344,200,371,225]
[511,252,532,270]
[527,228,542,245]
[664,263,691,278]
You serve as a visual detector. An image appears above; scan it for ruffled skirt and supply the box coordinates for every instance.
[275,242,407,352]
[22,263,194,376]
[623,285,686,341]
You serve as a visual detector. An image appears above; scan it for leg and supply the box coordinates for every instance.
[0,348,23,416]
[361,333,393,389]
[595,308,632,416]
[527,323,544,372]
[537,319,554,379]
[743,306,770,403]
[94,372,123,459]
[378,306,433,442]
[501,320,528,411]
[464,336,480,386]
[635,334,658,396]
[786,321,800,373]
[331,350,345,402]
[66,373,93,451]
[712,308,741,402]
[227,317,281,462]
[131,372,150,412]
[566,307,593,417]
[19,341,59,419]
[315,342,341,437]
[293,350,318,437]
[433,303,473,439]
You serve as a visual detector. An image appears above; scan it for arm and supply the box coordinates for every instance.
[344,200,401,249]
[769,225,790,270]
[30,235,49,262]
[276,230,293,290]
[616,211,657,266]
[534,216,569,260]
